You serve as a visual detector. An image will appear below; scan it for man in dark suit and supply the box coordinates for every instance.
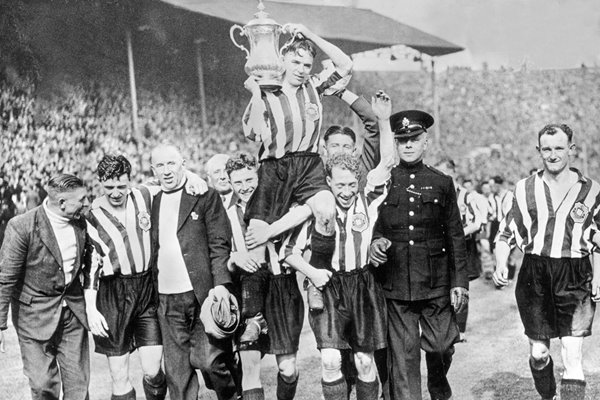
[0,173,91,400]
[150,143,238,400]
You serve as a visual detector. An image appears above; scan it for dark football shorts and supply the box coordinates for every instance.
[309,266,387,352]
[263,272,305,355]
[93,269,162,356]
[244,152,329,224]
[516,254,595,340]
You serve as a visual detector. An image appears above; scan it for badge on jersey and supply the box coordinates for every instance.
[138,211,151,231]
[570,202,589,224]
[351,212,368,233]
[305,102,319,122]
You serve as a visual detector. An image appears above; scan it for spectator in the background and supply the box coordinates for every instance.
[205,153,233,205]
[478,180,495,280]
[436,159,485,343]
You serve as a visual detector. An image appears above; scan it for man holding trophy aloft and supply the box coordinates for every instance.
[230,3,353,399]
[241,21,352,312]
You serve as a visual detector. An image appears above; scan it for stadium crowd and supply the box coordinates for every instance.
[2,66,599,246]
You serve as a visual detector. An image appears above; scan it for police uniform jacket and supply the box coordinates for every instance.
[372,160,468,301]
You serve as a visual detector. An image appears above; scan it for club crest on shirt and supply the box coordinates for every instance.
[570,202,589,224]
[138,211,151,231]
[305,102,319,122]
[352,212,368,233]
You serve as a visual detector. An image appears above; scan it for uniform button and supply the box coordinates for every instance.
[383,202,387,205]
[409,184,415,189]
[409,240,414,245]
[409,211,414,216]
[442,248,446,252]
[409,225,414,230]
[434,199,438,203]
[410,174,415,179]
[409,197,414,202]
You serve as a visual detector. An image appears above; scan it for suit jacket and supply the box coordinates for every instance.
[151,188,232,304]
[372,161,469,301]
[0,206,90,340]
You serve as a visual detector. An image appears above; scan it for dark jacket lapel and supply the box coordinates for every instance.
[178,192,200,232]
[37,207,63,267]
[72,219,85,276]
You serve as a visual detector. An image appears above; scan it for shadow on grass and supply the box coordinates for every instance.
[471,371,600,400]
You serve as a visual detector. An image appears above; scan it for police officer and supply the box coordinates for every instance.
[369,110,469,400]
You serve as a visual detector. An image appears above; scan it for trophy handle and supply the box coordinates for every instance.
[230,25,250,57]
[281,24,304,52]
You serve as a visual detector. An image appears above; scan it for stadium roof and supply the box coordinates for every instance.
[159,0,464,57]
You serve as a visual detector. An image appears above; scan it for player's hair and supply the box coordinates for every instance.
[226,152,257,176]
[46,173,85,198]
[281,36,317,58]
[491,175,504,185]
[326,153,361,180]
[324,125,356,144]
[538,124,574,143]
[97,154,132,181]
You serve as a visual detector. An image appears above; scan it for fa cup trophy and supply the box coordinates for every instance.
[230,0,291,90]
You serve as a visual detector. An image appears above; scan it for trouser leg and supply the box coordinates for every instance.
[385,298,422,400]
[55,307,90,400]
[425,349,454,400]
[420,296,460,400]
[157,293,198,400]
[19,336,62,400]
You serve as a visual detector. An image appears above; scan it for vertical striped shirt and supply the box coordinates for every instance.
[457,187,486,231]
[85,186,153,290]
[283,170,388,271]
[497,169,600,258]
[242,71,343,160]
[490,190,513,222]
[225,195,291,275]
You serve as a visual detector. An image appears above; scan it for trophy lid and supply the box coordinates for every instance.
[246,0,280,27]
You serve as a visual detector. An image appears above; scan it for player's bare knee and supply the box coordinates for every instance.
[109,367,130,392]
[139,346,163,378]
[353,352,376,380]
[530,344,550,367]
[321,349,342,381]
[108,355,130,384]
[277,357,298,382]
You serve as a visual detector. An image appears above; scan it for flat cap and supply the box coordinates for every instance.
[200,289,240,339]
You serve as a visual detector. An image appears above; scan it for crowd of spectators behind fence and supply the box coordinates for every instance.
[1,66,599,244]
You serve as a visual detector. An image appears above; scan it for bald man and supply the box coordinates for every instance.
[206,154,233,206]
[150,144,238,400]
